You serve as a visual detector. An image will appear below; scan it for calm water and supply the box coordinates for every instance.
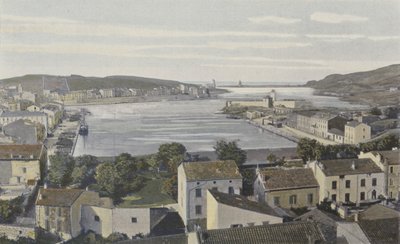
[73,87,364,157]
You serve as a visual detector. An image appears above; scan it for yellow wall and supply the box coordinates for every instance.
[265,187,319,209]
[11,160,40,184]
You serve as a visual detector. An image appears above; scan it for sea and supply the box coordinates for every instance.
[72,87,366,157]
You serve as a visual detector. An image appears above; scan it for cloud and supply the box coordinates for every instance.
[310,12,368,24]
[0,15,296,38]
[248,15,301,24]
[208,42,311,49]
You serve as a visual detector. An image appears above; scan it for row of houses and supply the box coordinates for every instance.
[289,111,371,144]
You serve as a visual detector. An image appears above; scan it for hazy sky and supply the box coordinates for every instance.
[1,0,399,83]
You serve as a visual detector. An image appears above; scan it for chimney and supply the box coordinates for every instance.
[351,161,356,170]
[354,213,359,222]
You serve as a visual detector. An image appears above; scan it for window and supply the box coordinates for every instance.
[22,167,27,173]
[345,180,351,188]
[228,187,234,195]
[195,188,202,197]
[372,190,376,199]
[372,178,377,186]
[45,220,49,230]
[289,195,297,205]
[390,178,393,186]
[360,192,365,201]
[360,179,365,187]
[345,193,350,202]
[390,167,394,174]
[331,194,337,202]
[45,207,49,216]
[195,205,202,215]
[274,197,280,206]
[307,193,313,204]
[332,181,337,190]
[94,215,100,222]
[57,208,61,217]
[131,217,137,223]
[213,181,216,184]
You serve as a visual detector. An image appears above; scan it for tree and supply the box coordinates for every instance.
[163,175,178,200]
[214,140,247,165]
[296,138,318,162]
[384,107,399,119]
[266,153,277,163]
[48,154,75,186]
[156,143,186,172]
[370,107,382,116]
[95,162,121,198]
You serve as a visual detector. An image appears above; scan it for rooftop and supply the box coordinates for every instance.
[318,158,383,176]
[181,160,242,181]
[373,150,399,165]
[328,128,344,136]
[359,204,400,221]
[36,188,85,207]
[345,121,362,127]
[260,168,319,191]
[0,144,43,159]
[208,190,280,217]
[197,221,325,244]
[0,111,46,117]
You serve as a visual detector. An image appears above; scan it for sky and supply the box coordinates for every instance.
[0,0,399,83]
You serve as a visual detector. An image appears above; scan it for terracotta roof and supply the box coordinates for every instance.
[208,190,280,217]
[374,150,400,165]
[260,168,319,191]
[36,188,84,207]
[319,158,383,176]
[198,221,326,244]
[0,144,44,159]
[182,160,242,181]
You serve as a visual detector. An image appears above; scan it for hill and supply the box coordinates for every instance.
[305,64,400,106]
[0,74,185,93]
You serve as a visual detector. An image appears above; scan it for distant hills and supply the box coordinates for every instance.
[0,74,185,93]
[305,64,400,106]
[306,64,400,92]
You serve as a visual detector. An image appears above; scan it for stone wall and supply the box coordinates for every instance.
[0,224,35,240]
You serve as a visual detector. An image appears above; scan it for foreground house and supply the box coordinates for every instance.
[308,159,384,204]
[359,149,400,200]
[254,168,319,208]
[177,160,243,230]
[194,221,330,244]
[206,190,282,230]
[35,188,105,240]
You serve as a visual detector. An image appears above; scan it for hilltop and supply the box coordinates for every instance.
[0,74,185,93]
[305,64,400,106]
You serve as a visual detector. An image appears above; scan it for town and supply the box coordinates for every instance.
[0,69,399,243]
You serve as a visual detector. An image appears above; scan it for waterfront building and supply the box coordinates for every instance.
[0,111,48,132]
[177,160,242,230]
[254,168,319,208]
[308,158,384,204]
[344,121,371,144]
[359,149,400,200]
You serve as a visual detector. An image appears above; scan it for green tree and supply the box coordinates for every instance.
[370,107,382,116]
[214,140,247,165]
[95,162,120,198]
[162,175,178,200]
[266,153,277,163]
[156,143,186,172]
[296,138,318,162]
[48,154,75,186]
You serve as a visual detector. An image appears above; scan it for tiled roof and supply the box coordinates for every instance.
[374,150,399,165]
[182,160,242,181]
[359,218,399,244]
[345,121,362,127]
[260,168,319,191]
[359,204,400,221]
[198,221,326,244]
[117,234,188,244]
[319,158,383,176]
[208,190,280,217]
[0,111,46,117]
[0,144,43,159]
[36,188,84,207]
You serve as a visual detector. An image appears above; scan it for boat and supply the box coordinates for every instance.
[78,109,89,136]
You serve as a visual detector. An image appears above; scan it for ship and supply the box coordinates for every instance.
[78,109,89,136]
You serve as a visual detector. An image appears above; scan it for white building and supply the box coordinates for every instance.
[308,158,384,204]
[0,111,48,132]
[177,160,242,230]
[206,190,282,230]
